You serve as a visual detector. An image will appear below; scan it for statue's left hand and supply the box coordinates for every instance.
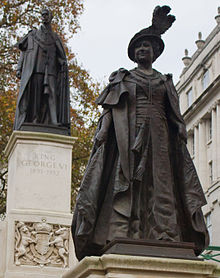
[59,59,67,68]
[95,130,107,147]
[16,70,21,79]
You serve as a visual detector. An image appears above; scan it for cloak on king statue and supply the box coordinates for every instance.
[14,8,70,135]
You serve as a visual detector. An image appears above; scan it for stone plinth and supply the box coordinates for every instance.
[3,131,78,278]
[0,221,7,278]
[5,131,75,214]
[63,254,220,278]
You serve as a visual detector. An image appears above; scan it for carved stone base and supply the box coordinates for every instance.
[63,254,220,278]
[101,238,199,260]
[3,213,77,278]
[14,220,70,268]
[3,131,78,278]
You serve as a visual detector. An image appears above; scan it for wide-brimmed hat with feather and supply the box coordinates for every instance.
[128,5,176,62]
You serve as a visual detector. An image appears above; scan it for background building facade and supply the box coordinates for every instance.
[176,7,220,247]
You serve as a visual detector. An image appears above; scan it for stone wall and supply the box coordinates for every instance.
[0,220,7,278]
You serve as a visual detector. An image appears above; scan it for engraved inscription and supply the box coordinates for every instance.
[17,151,68,176]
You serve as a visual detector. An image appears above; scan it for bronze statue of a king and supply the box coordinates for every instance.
[72,5,209,260]
[14,8,70,135]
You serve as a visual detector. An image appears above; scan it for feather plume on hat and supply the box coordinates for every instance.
[151,5,176,34]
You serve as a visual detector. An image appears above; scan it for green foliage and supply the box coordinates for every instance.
[0,0,101,215]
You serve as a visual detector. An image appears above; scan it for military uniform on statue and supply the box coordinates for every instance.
[14,8,70,135]
[72,5,209,262]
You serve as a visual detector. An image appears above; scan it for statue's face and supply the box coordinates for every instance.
[41,10,52,24]
[134,40,154,65]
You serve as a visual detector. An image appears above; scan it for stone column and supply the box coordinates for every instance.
[3,131,77,278]
[211,107,217,182]
[194,124,199,172]
[216,102,220,179]
[198,119,207,190]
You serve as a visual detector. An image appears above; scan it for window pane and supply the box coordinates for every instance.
[202,70,209,90]
[206,213,212,244]
[187,88,193,107]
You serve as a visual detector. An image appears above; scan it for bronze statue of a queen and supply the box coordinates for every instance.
[72,5,209,260]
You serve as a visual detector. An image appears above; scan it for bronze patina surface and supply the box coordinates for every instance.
[72,5,209,260]
[14,8,70,135]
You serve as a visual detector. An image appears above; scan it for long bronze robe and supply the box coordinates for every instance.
[14,27,70,131]
[72,68,209,260]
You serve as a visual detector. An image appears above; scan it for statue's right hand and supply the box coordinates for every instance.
[16,70,21,79]
[95,131,107,147]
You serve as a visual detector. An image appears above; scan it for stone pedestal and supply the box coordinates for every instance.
[3,131,77,278]
[63,254,220,278]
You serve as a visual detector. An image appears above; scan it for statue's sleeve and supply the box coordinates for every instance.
[16,51,24,72]
[55,36,67,64]
[17,31,30,51]
[96,68,129,106]
[16,31,32,71]
[165,74,186,129]
[95,109,112,142]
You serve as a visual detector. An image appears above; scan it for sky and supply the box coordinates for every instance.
[70,0,220,84]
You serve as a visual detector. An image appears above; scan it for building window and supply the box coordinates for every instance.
[209,161,213,184]
[202,69,209,90]
[206,213,212,244]
[187,88,193,107]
